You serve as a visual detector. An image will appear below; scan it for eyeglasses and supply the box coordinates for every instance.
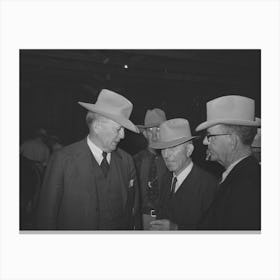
[205,134,231,141]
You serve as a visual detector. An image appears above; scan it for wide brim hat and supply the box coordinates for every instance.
[196,95,260,132]
[137,108,167,129]
[150,118,198,149]
[78,89,139,133]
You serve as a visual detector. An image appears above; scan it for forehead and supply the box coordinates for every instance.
[163,143,186,153]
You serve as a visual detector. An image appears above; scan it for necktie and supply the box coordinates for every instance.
[170,176,177,197]
[100,151,110,177]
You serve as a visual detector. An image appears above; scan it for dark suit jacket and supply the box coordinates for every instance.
[36,138,139,230]
[157,164,218,229]
[199,156,261,230]
[133,149,168,212]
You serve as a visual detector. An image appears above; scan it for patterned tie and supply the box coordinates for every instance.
[170,176,177,197]
[100,151,110,177]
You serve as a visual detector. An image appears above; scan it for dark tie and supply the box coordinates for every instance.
[100,151,110,177]
[170,176,177,197]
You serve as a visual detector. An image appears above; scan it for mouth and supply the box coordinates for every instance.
[206,150,211,161]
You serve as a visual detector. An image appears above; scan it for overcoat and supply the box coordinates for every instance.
[157,164,218,230]
[37,139,138,230]
[199,156,261,230]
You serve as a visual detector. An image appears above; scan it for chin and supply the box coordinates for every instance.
[166,164,176,172]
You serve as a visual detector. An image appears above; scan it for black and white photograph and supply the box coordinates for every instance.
[1,1,280,280]
[20,49,261,231]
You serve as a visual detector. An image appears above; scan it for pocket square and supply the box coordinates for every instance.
[129,179,134,188]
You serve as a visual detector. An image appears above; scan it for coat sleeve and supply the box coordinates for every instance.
[36,152,65,229]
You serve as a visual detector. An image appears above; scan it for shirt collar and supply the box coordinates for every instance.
[220,155,249,183]
[172,161,193,193]
[87,136,111,165]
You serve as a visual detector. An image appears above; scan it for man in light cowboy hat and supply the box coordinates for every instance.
[133,108,168,229]
[149,118,218,230]
[196,95,261,230]
[37,89,140,230]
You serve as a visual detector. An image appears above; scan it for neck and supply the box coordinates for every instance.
[88,134,104,151]
[174,159,192,177]
[224,147,251,169]
[147,146,157,155]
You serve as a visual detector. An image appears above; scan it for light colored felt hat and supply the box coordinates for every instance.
[196,95,260,132]
[252,118,261,148]
[137,108,166,129]
[150,118,198,149]
[78,89,139,133]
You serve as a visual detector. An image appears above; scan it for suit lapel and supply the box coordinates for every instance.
[110,150,127,209]
[174,164,197,195]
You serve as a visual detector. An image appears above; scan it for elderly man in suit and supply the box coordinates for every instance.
[36,89,140,230]
[149,118,218,230]
[196,95,261,230]
[134,108,168,229]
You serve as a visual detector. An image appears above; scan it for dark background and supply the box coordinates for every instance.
[20,49,261,176]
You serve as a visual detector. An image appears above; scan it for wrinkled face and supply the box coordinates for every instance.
[144,127,160,144]
[95,118,125,152]
[202,124,231,167]
[161,143,192,175]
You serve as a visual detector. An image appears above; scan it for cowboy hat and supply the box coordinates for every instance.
[150,118,198,149]
[137,108,166,130]
[78,89,139,133]
[195,95,260,132]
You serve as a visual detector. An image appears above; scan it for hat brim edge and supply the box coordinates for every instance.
[195,119,261,132]
[78,102,139,133]
[149,136,199,149]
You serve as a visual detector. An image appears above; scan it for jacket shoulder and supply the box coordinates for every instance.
[51,139,87,160]
[193,164,218,183]
[116,147,133,162]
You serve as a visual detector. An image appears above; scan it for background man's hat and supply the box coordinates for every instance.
[78,89,139,133]
[252,118,261,148]
[150,118,198,149]
[137,108,166,130]
[196,95,260,132]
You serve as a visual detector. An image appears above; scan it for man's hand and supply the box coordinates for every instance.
[149,219,178,230]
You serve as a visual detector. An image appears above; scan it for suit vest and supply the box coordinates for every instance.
[90,153,127,230]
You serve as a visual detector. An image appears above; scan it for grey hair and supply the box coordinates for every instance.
[221,124,258,146]
[85,112,109,128]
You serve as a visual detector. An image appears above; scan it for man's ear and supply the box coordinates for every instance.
[92,119,101,132]
[186,143,194,157]
[229,134,239,150]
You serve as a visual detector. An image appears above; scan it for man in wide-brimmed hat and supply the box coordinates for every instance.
[148,118,218,230]
[133,108,168,229]
[37,89,140,230]
[196,95,261,230]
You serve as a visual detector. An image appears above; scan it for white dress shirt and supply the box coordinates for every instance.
[87,136,111,165]
[172,161,194,193]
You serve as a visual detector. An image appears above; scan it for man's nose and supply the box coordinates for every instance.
[203,136,209,145]
[151,131,158,141]
[161,148,170,159]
